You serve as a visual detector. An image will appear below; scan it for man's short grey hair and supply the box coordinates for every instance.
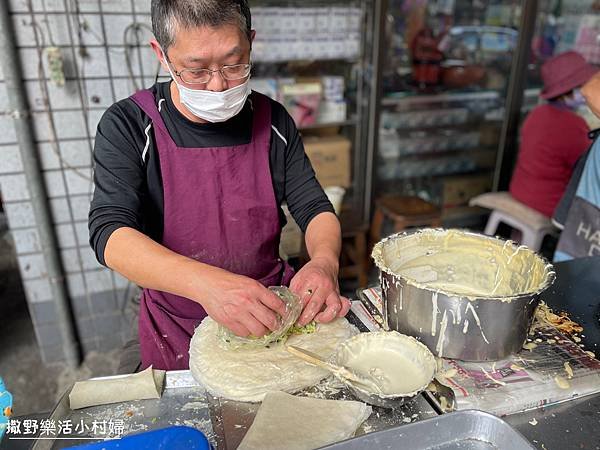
[151,0,252,54]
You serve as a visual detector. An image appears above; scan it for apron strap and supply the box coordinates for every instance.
[130,89,172,137]
[131,88,272,144]
[250,91,272,145]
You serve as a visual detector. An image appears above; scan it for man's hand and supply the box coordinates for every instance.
[582,71,600,119]
[197,269,287,338]
[290,256,351,326]
[104,227,286,338]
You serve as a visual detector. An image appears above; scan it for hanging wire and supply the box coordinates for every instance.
[36,0,140,339]
[26,22,90,181]
[26,0,100,349]
[130,0,147,89]
[89,0,117,102]
[90,0,140,322]
[64,0,138,321]
[123,22,152,91]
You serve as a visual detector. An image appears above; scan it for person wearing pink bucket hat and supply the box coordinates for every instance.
[540,51,598,100]
[510,51,599,218]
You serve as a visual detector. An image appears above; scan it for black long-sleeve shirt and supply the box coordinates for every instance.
[89,82,333,266]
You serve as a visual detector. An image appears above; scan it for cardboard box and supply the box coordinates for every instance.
[303,135,351,188]
[480,123,501,147]
[443,174,493,208]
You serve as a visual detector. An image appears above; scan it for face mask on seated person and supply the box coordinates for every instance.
[163,53,251,123]
[563,89,586,111]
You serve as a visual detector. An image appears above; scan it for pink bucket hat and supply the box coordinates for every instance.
[540,51,598,100]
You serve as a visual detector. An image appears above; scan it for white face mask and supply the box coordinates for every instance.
[164,55,251,123]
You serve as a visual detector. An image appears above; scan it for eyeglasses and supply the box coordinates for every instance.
[170,62,252,85]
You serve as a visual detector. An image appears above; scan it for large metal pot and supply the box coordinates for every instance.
[372,229,555,361]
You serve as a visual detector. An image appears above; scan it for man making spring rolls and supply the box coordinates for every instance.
[88,0,351,371]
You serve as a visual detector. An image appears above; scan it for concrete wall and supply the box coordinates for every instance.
[0,0,161,363]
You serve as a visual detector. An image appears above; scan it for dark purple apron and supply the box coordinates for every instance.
[130,89,294,370]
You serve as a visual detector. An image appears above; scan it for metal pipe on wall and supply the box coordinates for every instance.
[493,0,539,191]
[0,1,80,367]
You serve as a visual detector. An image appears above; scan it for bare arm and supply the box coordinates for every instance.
[105,227,285,337]
[305,211,341,272]
[289,212,351,325]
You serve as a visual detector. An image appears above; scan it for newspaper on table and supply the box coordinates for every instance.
[355,287,600,417]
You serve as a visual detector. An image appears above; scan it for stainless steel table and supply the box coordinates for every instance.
[0,372,438,450]
[2,257,599,450]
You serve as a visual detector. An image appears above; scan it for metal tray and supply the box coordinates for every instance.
[320,410,535,450]
[32,371,213,450]
[30,370,437,450]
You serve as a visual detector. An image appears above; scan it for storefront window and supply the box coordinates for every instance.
[377,0,522,228]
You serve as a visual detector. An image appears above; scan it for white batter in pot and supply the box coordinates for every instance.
[373,229,554,300]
